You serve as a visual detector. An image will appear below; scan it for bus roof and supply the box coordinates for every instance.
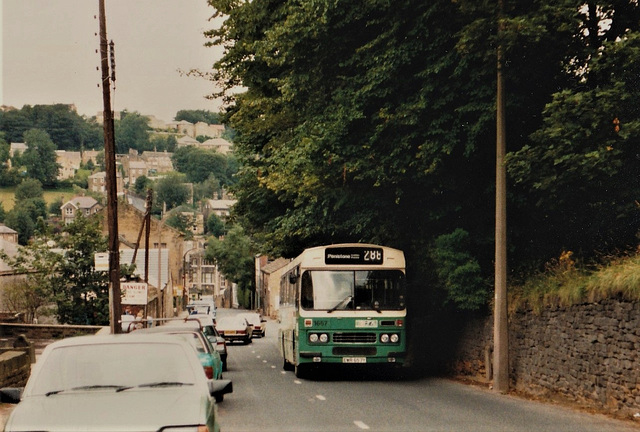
[282,243,405,273]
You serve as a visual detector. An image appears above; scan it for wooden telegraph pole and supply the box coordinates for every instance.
[98,0,122,334]
[493,0,509,393]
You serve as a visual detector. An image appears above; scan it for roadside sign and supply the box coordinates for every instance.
[121,282,148,305]
[94,252,109,271]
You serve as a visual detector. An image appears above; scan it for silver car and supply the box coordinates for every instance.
[0,334,231,432]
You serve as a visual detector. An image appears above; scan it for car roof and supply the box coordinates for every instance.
[40,333,194,352]
[133,325,205,334]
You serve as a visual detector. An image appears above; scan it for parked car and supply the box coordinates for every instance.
[216,315,253,344]
[187,300,217,319]
[133,325,225,398]
[182,315,228,372]
[0,334,231,432]
[238,312,267,338]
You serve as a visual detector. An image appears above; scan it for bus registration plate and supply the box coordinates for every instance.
[355,320,378,328]
[343,357,367,364]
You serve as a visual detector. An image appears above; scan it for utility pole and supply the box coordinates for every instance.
[98,0,122,334]
[493,0,509,394]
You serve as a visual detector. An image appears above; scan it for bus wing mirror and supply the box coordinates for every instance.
[289,273,298,284]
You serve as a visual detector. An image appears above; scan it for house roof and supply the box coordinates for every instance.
[0,225,18,235]
[207,199,236,211]
[201,138,232,148]
[177,135,199,144]
[262,257,290,274]
[62,196,100,210]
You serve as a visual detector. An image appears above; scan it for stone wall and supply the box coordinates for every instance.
[0,351,30,387]
[450,297,640,418]
[0,323,102,340]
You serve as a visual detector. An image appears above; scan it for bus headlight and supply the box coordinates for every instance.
[309,333,329,343]
[380,333,399,343]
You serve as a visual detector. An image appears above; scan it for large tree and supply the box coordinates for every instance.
[205,224,255,308]
[206,0,640,309]
[0,236,61,323]
[21,129,59,186]
[172,146,234,185]
[53,214,110,325]
[0,104,102,150]
[155,172,190,211]
[507,31,640,263]
[114,111,151,153]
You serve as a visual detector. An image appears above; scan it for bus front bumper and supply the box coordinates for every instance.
[299,351,405,364]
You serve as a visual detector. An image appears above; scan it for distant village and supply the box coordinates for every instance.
[9,112,233,192]
[1,111,245,322]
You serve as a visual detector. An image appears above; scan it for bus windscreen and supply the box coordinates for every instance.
[301,270,405,311]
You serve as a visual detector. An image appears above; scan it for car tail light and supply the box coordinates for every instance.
[204,366,214,379]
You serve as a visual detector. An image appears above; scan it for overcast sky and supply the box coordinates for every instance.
[1,0,225,122]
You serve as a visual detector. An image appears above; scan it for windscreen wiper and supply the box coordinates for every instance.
[137,382,194,388]
[46,385,129,396]
[328,295,352,313]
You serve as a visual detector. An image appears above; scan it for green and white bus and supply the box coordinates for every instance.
[278,244,407,378]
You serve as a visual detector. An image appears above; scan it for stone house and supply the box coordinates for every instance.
[100,201,186,318]
[256,257,290,318]
[0,225,18,244]
[0,227,26,314]
[140,151,173,174]
[204,198,236,222]
[200,138,233,154]
[127,160,148,186]
[88,171,124,196]
[55,150,82,180]
[60,196,103,225]
[176,135,200,149]
[81,150,101,165]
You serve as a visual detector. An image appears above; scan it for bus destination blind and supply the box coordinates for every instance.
[325,247,383,265]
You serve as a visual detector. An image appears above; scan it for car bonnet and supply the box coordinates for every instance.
[5,387,212,432]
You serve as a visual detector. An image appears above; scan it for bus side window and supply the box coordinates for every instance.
[301,272,313,309]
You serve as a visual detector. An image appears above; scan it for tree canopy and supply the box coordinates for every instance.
[22,129,60,187]
[0,104,103,150]
[175,109,222,125]
[206,0,640,310]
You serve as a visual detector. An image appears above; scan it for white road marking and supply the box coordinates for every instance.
[354,421,370,430]
[316,395,326,401]
[294,380,302,385]
[271,365,276,369]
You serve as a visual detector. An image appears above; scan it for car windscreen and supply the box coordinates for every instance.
[28,342,198,396]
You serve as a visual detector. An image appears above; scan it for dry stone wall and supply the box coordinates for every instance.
[0,351,29,387]
[450,297,640,418]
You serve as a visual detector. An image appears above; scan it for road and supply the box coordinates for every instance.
[217,308,639,432]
